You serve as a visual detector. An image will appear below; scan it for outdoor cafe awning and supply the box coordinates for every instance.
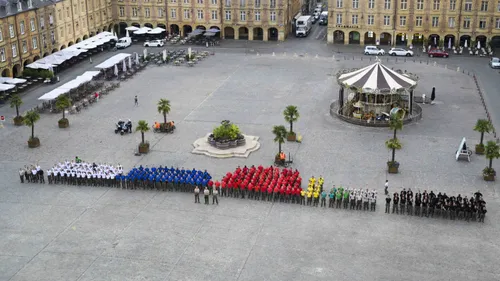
[37,72,100,101]
[94,53,131,69]
[204,32,216,37]
[0,77,27,84]
[0,84,15,91]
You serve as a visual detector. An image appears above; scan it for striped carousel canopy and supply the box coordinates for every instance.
[337,61,417,93]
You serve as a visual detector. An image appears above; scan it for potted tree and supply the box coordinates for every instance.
[157,98,171,131]
[9,94,24,126]
[272,125,287,162]
[386,114,403,173]
[473,119,493,155]
[136,120,150,154]
[283,105,299,141]
[24,110,40,148]
[55,95,72,128]
[483,140,500,181]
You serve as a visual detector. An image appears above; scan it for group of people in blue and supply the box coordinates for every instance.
[118,165,212,191]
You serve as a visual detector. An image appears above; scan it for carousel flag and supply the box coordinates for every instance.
[114,64,119,76]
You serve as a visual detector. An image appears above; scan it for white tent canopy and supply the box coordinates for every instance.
[338,61,417,92]
[94,53,131,69]
[0,77,26,84]
[134,27,152,35]
[26,32,117,69]
[147,27,166,34]
[0,84,15,91]
[37,71,100,101]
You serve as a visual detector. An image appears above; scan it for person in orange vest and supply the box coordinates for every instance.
[279,152,286,161]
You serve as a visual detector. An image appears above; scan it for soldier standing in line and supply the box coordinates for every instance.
[194,186,200,203]
[385,195,391,213]
[421,191,429,217]
[400,190,406,215]
[414,191,421,216]
[407,194,413,216]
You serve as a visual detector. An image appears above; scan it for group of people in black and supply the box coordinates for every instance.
[385,188,487,222]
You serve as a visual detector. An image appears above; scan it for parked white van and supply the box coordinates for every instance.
[116,37,132,49]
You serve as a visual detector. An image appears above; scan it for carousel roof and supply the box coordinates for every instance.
[337,61,417,92]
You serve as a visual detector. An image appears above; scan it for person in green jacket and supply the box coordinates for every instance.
[336,189,342,208]
[343,189,349,209]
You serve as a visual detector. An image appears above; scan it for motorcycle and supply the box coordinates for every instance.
[115,120,132,135]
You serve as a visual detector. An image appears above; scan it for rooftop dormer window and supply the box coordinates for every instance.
[17,1,22,11]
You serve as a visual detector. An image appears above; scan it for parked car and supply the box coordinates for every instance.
[489,57,500,68]
[311,17,317,24]
[116,37,131,49]
[428,49,449,58]
[143,40,164,47]
[388,48,414,57]
[364,46,385,55]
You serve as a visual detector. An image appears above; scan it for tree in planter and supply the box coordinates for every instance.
[283,105,300,141]
[157,98,171,125]
[9,94,24,126]
[272,125,287,159]
[386,114,403,172]
[473,119,493,155]
[24,110,41,148]
[55,95,72,128]
[136,120,150,153]
[483,141,500,181]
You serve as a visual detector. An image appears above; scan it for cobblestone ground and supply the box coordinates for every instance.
[0,54,498,281]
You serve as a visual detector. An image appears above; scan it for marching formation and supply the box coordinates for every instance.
[121,166,212,190]
[385,188,487,222]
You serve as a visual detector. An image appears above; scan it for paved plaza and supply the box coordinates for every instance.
[0,53,499,281]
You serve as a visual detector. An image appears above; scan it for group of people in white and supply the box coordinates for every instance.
[349,188,377,211]
[44,158,123,186]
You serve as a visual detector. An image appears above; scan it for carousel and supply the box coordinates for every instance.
[336,60,419,123]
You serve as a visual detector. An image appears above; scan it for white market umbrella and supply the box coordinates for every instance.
[122,60,127,73]
[126,30,130,38]
[114,64,119,76]
[163,50,167,61]
[143,48,148,59]
[477,41,481,49]
[125,26,140,31]
[464,40,468,48]
[448,38,452,49]
[135,53,140,64]
[128,56,132,68]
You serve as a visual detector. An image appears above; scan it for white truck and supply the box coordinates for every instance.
[296,15,312,37]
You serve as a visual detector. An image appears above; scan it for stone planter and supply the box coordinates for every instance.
[13,116,24,126]
[229,140,238,147]
[28,137,40,148]
[387,161,399,174]
[287,133,296,142]
[58,118,69,128]
[475,144,485,155]
[236,138,246,146]
[216,142,229,149]
[138,143,150,154]
[483,174,495,181]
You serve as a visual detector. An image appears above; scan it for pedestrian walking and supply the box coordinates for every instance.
[385,195,391,213]
[204,186,210,204]
[19,168,25,183]
[194,186,200,203]
[384,180,389,195]
[212,187,219,205]
[134,95,138,106]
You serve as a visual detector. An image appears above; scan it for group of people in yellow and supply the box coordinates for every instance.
[302,176,324,206]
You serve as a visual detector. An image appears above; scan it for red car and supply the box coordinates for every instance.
[428,49,449,58]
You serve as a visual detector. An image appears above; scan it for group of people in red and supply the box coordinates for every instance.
[213,165,303,202]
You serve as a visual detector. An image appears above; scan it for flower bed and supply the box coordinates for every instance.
[208,120,246,149]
